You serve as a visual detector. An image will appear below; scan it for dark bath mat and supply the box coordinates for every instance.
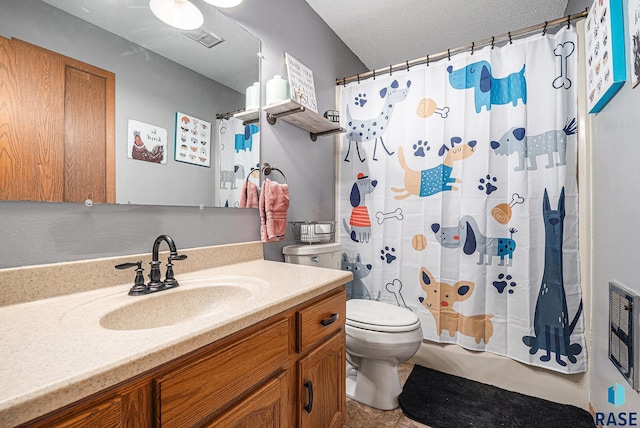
[398,365,594,428]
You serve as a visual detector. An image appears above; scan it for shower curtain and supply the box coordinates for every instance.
[337,27,586,373]
[216,117,260,207]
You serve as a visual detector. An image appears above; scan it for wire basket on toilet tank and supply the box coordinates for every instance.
[290,221,336,244]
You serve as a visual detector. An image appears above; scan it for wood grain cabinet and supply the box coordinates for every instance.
[19,287,346,428]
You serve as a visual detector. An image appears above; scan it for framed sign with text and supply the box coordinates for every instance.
[285,53,318,112]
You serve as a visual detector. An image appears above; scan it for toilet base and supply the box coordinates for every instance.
[346,357,402,410]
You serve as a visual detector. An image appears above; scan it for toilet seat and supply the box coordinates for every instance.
[346,300,420,333]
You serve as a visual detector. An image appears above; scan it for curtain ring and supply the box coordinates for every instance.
[426,55,430,67]
[491,36,495,49]
[542,21,548,36]
[567,15,571,29]
[471,42,475,55]
[389,65,392,76]
[373,69,376,80]
[406,60,410,71]
[357,74,360,84]
[508,32,513,44]
[447,49,451,61]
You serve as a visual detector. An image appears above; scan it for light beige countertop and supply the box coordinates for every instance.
[0,242,351,427]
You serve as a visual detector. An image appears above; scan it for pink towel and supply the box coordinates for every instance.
[239,180,259,208]
[259,178,290,242]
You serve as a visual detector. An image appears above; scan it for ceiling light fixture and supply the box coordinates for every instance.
[202,0,243,8]
[149,0,204,30]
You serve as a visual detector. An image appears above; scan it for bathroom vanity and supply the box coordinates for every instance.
[0,242,351,427]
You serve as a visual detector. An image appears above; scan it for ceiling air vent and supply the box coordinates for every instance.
[183,28,224,48]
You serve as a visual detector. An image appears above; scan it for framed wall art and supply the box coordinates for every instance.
[585,0,626,113]
[127,119,167,164]
[285,52,318,112]
[175,112,211,167]
[629,0,640,88]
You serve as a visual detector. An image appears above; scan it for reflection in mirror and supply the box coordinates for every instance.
[0,0,260,208]
[215,117,261,207]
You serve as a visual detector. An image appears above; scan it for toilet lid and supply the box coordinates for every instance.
[346,300,420,332]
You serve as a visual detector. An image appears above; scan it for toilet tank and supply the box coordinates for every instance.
[282,243,342,269]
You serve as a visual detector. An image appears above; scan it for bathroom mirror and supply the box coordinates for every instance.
[0,0,260,208]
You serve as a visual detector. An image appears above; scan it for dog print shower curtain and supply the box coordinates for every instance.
[337,27,586,374]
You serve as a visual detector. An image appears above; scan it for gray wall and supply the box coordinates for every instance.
[0,0,366,268]
[0,0,247,209]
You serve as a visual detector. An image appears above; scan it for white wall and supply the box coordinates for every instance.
[568,0,640,415]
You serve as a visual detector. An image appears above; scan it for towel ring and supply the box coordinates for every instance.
[245,168,260,183]
[262,163,287,183]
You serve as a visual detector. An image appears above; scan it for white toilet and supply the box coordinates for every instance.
[283,243,423,411]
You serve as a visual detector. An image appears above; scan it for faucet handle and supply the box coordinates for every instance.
[115,261,140,270]
[115,260,147,296]
[163,254,187,289]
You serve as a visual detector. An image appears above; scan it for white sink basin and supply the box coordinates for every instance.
[94,276,266,331]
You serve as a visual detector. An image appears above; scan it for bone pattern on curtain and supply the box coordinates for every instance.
[337,27,586,373]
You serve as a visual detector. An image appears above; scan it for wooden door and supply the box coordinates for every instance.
[63,63,112,203]
[298,333,346,428]
[0,37,114,203]
[0,37,65,201]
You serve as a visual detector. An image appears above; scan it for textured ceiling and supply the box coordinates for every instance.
[305,0,569,71]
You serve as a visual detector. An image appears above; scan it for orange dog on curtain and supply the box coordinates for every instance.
[418,267,494,345]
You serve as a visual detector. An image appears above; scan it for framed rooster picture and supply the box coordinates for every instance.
[175,112,212,167]
[127,119,167,164]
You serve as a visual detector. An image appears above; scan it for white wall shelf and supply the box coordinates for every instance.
[264,99,344,141]
[233,108,259,125]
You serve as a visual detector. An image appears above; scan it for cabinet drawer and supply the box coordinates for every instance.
[46,397,122,428]
[155,318,289,428]
[205,372,288,427]
[296,291,345,353]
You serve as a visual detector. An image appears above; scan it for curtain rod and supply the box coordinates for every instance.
[336,9,588,86]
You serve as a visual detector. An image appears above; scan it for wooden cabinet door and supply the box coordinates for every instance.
[298,332,346,428]
[205,372,289,428]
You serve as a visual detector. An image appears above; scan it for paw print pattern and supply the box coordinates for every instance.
[478,175,498,195]
[493,273,517,294]
[412,140,431,157]
[380,246,397,264]
[354,93,367,107]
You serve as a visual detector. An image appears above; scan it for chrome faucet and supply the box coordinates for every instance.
[115,234,187,296]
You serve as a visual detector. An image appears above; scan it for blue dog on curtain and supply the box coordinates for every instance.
[522,188,583,367]
[447,60,527,113]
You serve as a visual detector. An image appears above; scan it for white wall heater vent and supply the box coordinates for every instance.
[609,281,640,391]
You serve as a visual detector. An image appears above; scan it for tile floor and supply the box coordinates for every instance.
[343,363,431,428]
